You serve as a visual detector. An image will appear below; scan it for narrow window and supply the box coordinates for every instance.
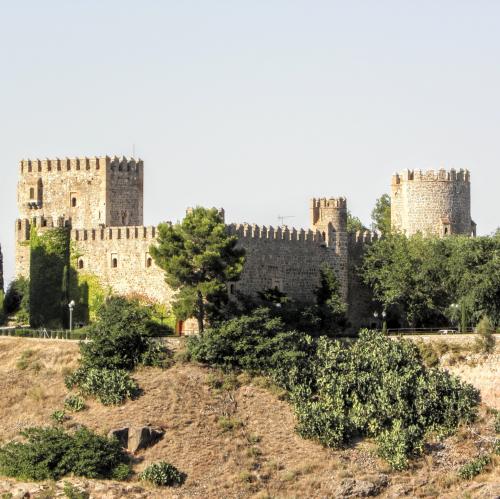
[444,227,448,235]
[29,188,35,199]
[146,257,153,268]
[78,259,84,269]
[322,231,326,241]
[112,258,118,268]
[72,197,77,207]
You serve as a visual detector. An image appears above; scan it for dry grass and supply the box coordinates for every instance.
[0,337,498,498]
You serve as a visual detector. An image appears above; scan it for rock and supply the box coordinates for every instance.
[335,474,389,498]
[108,427,129,448]
[128,426,164,453]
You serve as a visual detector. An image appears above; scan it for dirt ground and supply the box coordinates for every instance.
[0,337,498,498]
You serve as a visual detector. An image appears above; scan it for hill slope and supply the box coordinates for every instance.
[0,337,498,498]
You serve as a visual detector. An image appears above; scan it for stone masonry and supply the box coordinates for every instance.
[391,169,476,237]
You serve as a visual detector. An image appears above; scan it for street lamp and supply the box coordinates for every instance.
[68,300,75,333]
[381,311,387,334]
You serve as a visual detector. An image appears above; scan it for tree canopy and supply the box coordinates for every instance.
[151,207,246,332]
[371,194,391,235]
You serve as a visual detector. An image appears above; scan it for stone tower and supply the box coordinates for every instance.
[391,169,476,237]
[17,156,144,229]
[310,197,349,295]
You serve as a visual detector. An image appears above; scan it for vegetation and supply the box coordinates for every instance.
[65,367,138,406]
[346,211,366,234]
[4,277,30,323]
[190,320,480,470]
[64,395,86,412]
[473,316,496,354]
[0,426,129,481]
[139,462,186,487]
[457,455,491,480]
[361,232,500,328]
[371,194,391,235]
[151,207,245,333]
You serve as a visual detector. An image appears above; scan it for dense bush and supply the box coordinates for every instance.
[65,367,138,406]
[473,317,496,354]
[187,308,315,389]
[139,462,186,487]
[79,297,152,371]
[0,426,129,481]
[64,395,85,412]
[4,277,30,317]
[288,331,479,468]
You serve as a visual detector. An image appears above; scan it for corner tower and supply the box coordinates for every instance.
[391,169,476,237]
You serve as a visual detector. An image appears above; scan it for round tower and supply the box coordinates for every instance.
[391,169,476,237]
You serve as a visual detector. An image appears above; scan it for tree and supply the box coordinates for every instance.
[371,194,391,235]
[151,207,246,333]
[346,211,366,234]
[315,265,348,333]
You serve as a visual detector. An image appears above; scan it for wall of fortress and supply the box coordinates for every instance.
[228,223,349,303]
[391,169,473,237]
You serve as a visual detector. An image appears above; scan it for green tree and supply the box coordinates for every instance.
[151,207,245,333]
[4,277,30,323]
[315,265,347,333]
[371,194,391,235]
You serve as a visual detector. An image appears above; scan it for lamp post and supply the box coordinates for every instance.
[68,300,75,333]
[373,311,379,330]
[382,311,387,334]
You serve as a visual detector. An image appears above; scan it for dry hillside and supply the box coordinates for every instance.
[0,337,498,499]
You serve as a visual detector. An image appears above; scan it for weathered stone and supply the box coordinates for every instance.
[127,426,164,453]
[335,474,389,498]
[108,427,129,448]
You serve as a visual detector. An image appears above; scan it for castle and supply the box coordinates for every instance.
[14,158,474,332]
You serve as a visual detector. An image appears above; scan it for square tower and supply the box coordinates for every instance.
[17,156,144,229]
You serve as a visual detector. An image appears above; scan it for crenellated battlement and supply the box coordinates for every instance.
[310,197,347,209]
[19,156,143,175]
[227,223,331,244]
[348,230,380,247]
[392,168,470,185]
[71,225,157,242]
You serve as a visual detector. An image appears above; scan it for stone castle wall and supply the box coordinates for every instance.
[391,169,474,237]
[228,223,348,303]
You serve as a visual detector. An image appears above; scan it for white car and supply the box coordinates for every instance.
[439,329,458,335]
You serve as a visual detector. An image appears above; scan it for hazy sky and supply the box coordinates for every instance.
[1,1,499,284]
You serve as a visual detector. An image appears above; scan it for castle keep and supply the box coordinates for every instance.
[14,158,474,332]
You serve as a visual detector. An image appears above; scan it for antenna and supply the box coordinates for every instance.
[278,215,295,226]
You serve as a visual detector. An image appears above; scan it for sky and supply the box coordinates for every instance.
[1,0,499,285]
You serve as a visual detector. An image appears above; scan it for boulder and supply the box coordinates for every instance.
[108,427,129,448]
[335,474,389,498]
[128,426,164,453]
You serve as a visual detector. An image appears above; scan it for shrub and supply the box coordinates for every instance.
[140,341,172,368]
[290,331,480,469]
[139,462,186,487]
[51,410,67,424]
[79,297,152,371]
[457,455,491,480]
[0,426,128,481]
[218,416,244,432]
[64,395,85,412]
[16,349,36,370]
[495,411,500,433]
[65,367,138,406]
[63,482,89,499]
[4,277,29,316]
[473,317,496,354]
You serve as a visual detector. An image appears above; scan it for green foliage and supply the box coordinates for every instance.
[5,277,30,317]
[151,207,246,332]
[473,317,496,354]
[64,395,85,412]
[139,462,186,487]
[346,211,367,234]
[457,455,491,480]
[289,331,479,469]
[361,233,500,328]
[29,227,71,328]
[371,194,391,235]
[314,264,348,334]
[376,421,424,471]
[140,341,172,368]
[51,410,67,424]
[65,367,138,406]
[0,426,128,481]
[495,411,500,433]
[79,297,152,371]
[0,291,6,325]
[187,308,314,389]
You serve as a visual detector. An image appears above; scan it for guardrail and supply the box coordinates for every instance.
[0,327,88,340]
[386,328,475,336]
